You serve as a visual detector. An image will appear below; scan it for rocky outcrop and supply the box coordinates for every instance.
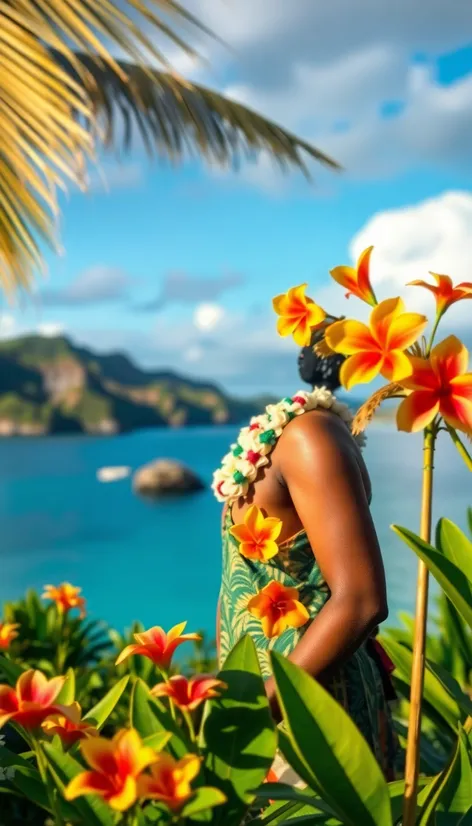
[133,459,205,497]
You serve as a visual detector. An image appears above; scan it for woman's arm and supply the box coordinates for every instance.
[266,411,387,707]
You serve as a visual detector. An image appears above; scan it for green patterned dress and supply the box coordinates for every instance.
[218,508,397,780]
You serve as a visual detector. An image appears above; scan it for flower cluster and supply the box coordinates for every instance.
[212,388,366,505]
[273,247,472,438]
[42,582,86,618]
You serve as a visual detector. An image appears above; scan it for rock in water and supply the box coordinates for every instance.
[133,459,205,497]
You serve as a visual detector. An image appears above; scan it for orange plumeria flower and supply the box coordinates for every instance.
[115,622,201,670]
[273,284,326,346]
[247,581,309,639]
[42,583,86,618]
[151,675,226,711]
[229,505,282,562]
[408,272,472,317]
[65,728,157,812]
[42,701,98,747]
[325,297,428,390]
[0,669,68,731]
[330,246,377,306]
[137,752,201,811]
[397,335,472,434]
[0,621,20,650]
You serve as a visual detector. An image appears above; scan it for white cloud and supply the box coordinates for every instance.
[0,314,16,339]
[173,0,472,188]
[41,266,132,307]
[314,191,472,335]
[38,322,65,338]
[193,302,225,330]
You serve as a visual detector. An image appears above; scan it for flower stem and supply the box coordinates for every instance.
[426,313,442,356]
[182,709,196,742]
[402,425,436,826]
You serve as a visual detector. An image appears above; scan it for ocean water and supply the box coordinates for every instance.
[0,424,470,637]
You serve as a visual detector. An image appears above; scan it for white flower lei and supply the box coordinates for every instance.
[212,387,366,504]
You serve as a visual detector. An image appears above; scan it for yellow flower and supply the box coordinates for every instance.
[325,297,427,390]
[65,729,157,812]
[273,284,326,346]
[137,753,202,811]
[330,246,377,305]
[229,505,282,561]
[0,622,20,651]
[42,583,86,618]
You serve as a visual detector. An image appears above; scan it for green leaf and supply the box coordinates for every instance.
[392,526,472,629]
[0,747,52,813]
[271,652,392,826]
[437,519,472,589]
[388,778,429,825]
[56,667,75,704]
[446,426,472,472]
[256,785,338,819]
[130,677,190,758]
[467,508,472,540]
[43,742,114,826]
[425,660,472,718]
[142,730,172,751]
[83,674,129,728]
[202,635,277,826]
[380,636,463,731]
[181,786,227,817]
[0,655,25,684]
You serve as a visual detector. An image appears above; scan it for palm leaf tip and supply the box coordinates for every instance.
[352,383,405,435]
[69,56,341,175]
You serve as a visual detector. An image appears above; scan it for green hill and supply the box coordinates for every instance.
[0,335,273,436]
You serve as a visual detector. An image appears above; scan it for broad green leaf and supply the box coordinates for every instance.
[56,667,75,704]
[0,747,53,813]
[276,815,339,826]
[202,635,277,826]
[392,526,472,629]
[380,636,463,730]
[181,786,227,817]
[83,675,129,728]
[0,655,25,684]
[271,652,392,826]
[437,520,472,590]
[458,807,472,825]
[130,677,190,758]
[467,508,472,539]
[43,742,114,826]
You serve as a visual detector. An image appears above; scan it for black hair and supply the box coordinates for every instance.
[297,327,346,391]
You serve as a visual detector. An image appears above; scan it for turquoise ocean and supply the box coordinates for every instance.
[0,424,470,638]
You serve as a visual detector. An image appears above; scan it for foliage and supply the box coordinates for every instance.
[1,509,472,826]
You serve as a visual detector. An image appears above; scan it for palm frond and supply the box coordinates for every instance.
[352,383,406,435]
[0,0,340,294]
[65,54,341,174]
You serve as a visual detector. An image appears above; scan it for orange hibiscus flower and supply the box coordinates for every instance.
[247,581,309,639]
[42,583,86,618]
[229,505,282,561]
[137,752,201,810]
[0,622,20,650]
[65,728,157,812]
[273,284,326,346]
[115,622,201,670]
[397,335,472,434]
[0,670,68,731]
[408,272,472,316]
[151,675,226,712]
[330,246,377,306]
[325,297,427,389]
[42,701,98,747]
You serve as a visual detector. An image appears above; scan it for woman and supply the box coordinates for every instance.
[213,329,397,781]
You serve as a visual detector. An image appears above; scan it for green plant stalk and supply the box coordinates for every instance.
[426,312,442,356]
[32,736,65,826]
[402,425,437,826]
[182,708,196,742]
[446,424,472,471]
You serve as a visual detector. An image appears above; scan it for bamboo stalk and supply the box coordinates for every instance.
[402,426,436,825]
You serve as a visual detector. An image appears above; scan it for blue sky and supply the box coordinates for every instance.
[3,2,472,397]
